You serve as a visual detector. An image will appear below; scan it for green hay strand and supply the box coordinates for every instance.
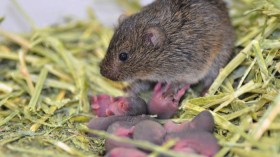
[0,0,279,156]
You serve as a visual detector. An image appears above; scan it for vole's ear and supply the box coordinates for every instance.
[144,27,166,47]
[118,14,129,24]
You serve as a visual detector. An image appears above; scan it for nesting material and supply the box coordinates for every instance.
[0,0,279,157]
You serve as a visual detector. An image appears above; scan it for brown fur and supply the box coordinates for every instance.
[100,0,235,91]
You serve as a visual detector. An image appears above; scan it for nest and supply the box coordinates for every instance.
[0,0,279,156]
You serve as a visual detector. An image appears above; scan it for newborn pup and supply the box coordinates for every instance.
[105,121,135,151]
[105,148,147,157]
[100,0,235,96]
[166,130,220,157]
[163,120,190,134]
[163,110,214,134]
[148,83,190,119]
[91,94,115,117]
[87,115,152,137]
[133,120,166,146]
[91,95,148,117]
[162,111,217,156]
[187,110,215,133]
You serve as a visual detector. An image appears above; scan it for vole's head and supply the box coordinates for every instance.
[100,13,167,82]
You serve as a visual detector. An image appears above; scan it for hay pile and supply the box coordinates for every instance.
[0,0,279,156]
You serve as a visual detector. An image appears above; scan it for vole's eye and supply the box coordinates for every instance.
[119,52,128,61]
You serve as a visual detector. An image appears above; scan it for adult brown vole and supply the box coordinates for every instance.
[100,0,235,94]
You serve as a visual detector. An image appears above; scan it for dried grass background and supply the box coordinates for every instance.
[0,0,279,157]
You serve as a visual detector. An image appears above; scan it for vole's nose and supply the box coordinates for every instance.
[100,62,120,81]
[100,66,108,77]
[100,65,112,79]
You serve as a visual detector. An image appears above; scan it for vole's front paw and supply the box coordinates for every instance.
[147,83,189,119]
